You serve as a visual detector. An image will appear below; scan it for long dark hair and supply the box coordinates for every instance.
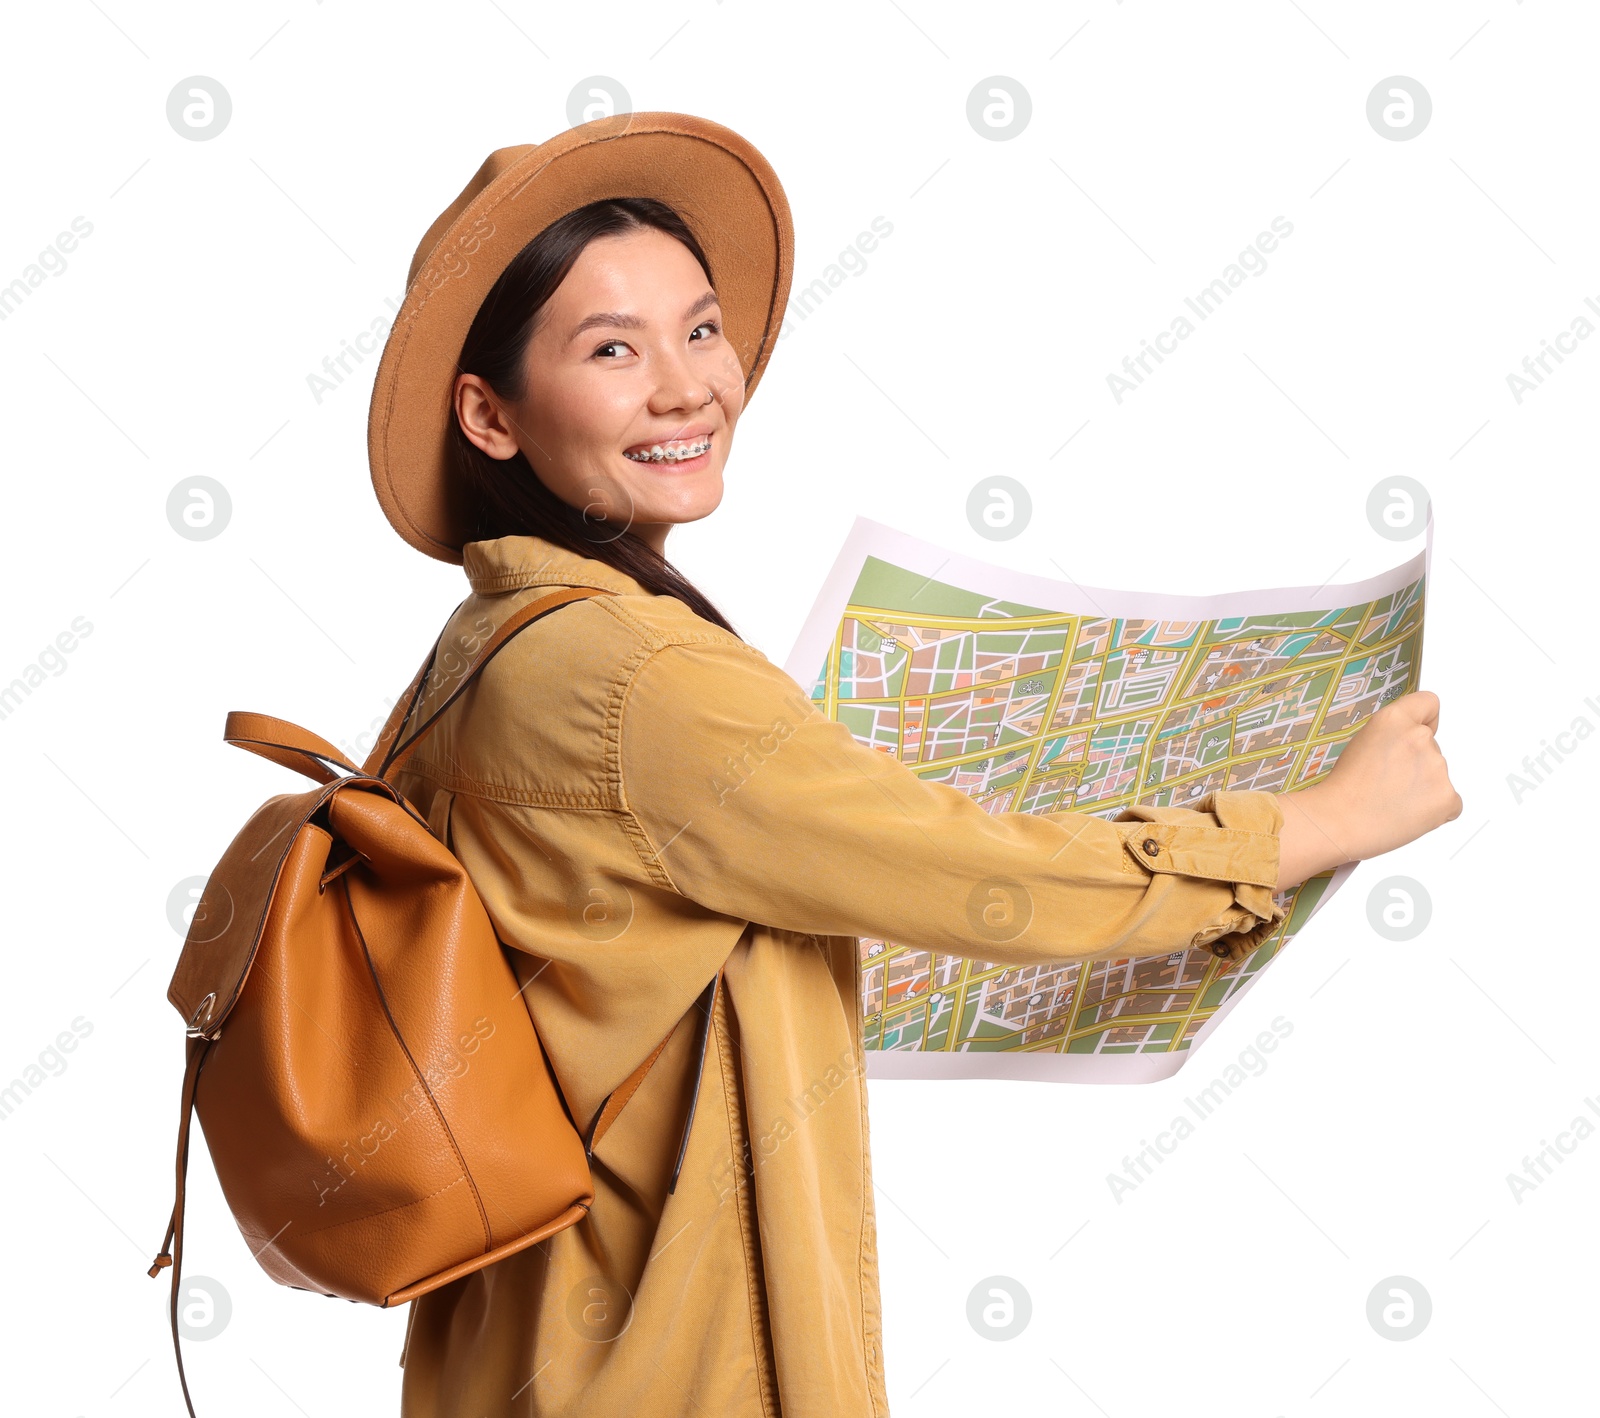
[449,196,742,638]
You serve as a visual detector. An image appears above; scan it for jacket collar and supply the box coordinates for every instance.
[462,534,652,598]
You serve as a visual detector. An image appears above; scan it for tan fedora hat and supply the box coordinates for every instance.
[367,111,795,563]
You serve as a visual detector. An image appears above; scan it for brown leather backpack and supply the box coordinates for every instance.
[148,586,719,1417]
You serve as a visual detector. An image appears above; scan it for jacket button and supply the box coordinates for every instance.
[1211,942,1232,958]
[1141,837,1160,856]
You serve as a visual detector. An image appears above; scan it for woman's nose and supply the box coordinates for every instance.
[647,345,714,413]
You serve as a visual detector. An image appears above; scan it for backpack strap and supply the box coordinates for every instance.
[146,1032,215,1418]
[584,970,723,1194]
[366,586,616,782]
[222,713,364,785]
[669,970,722,1194]
[219,590,615,788]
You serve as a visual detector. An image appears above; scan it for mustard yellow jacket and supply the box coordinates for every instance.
[391,533,1286,1417]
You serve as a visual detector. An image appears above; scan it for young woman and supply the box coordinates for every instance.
[369,116,1461,1417]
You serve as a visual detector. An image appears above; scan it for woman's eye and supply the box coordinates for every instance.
[594,321,718,358]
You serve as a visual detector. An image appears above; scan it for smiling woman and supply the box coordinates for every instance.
[447,196,746,634]
[194,113,1460,1418]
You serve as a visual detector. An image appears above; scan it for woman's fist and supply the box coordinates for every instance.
[1274,690,1463,890]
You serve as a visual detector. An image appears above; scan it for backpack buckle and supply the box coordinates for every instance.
[185,993,217,1038]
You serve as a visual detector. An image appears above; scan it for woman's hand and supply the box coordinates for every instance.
[1272,689,1463,891]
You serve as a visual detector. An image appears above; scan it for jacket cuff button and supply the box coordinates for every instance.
[1211,941,1233,958]
[1141,837,1160,856]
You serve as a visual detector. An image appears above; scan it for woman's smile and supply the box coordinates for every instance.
[623,430,714,469]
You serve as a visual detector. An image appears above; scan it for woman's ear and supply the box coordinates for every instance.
[453,374,523,461]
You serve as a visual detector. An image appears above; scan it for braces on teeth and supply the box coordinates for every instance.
[625,437,711,463]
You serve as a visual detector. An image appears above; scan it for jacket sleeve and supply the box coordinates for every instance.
[618,637,1288,967]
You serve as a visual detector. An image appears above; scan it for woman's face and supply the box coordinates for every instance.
[454,225,747,554]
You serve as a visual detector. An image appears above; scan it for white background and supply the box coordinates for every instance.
[1,2,1594,1414]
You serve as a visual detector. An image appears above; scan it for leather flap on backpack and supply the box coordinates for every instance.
[167,783,339,1037]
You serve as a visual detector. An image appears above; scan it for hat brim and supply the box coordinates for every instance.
[367,112,794,563]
